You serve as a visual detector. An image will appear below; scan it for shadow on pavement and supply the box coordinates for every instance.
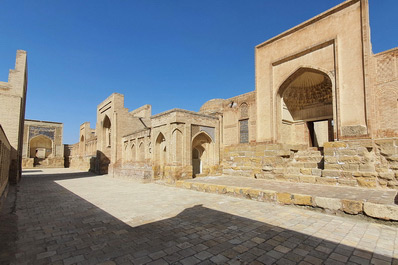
[22,170,98,181]
[1,170,396,264]
[21,170,43,173]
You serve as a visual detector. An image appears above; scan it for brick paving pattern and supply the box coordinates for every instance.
[0,168,397,264]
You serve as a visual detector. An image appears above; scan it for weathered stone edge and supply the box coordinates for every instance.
[173,180,398,222]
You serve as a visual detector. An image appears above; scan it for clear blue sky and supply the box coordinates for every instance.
[1,0,397,144]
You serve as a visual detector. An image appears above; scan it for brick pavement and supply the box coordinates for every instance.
[0,168,398,264]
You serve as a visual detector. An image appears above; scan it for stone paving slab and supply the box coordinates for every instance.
[170,175,398,221]
[1,168,398,265]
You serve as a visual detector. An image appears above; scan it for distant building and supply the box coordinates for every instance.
[22,119,64,168]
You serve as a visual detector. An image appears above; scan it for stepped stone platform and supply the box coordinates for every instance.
[169,175,398,222]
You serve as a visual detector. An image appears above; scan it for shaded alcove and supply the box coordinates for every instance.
[278,67,335,147]
[192,132,214,177]
[29,135,53,158]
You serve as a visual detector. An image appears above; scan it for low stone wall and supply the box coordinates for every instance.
[0,125,11,210]
[173,180,398,221]
[222,138,398,189]
[323,139,398,188]
[222,143,313,177]
[22,157,64,168]
[69,156,94,172]
[111,161,153,181]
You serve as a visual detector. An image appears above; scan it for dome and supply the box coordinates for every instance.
[199,98,226,115]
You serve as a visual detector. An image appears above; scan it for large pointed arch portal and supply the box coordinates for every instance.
[279,67,335,147]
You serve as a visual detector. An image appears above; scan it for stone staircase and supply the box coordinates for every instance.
[257,148,325,183]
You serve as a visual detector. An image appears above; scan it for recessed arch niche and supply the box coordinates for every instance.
[278,67,335,147]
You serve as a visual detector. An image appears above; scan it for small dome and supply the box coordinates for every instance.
[199,98,226,115]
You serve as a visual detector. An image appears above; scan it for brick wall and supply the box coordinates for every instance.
[374,49,398,137]
[0,125,11,209]
[0,50,27,183]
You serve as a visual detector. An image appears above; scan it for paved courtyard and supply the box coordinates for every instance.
[1,168,398,265]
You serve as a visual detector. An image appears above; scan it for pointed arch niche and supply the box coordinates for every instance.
[155,132,167,166]
[192,132,214,177]
[29,135,53,158]
[102,115,111,149]
[277,67,336,147]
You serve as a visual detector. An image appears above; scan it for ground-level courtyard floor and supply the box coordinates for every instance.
[0,168,397,264]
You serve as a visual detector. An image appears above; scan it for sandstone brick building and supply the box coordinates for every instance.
[0,50,27,205]
[68,0,397,190]
[21,119,64,168]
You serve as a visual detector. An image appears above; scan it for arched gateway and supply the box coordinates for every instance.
[278,67,335,147]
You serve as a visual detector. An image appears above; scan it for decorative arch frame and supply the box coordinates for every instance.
[29,134,53,158]
[275,66,338,142]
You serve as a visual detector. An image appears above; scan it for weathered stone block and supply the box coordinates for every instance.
[226,186,235,194]
[273,168,285,174]
[324,164,343,170]
[322,170,341,178]
[378,179,388,188]
[361,171,377,177]
[262,190,276,202]
[338,179,357,186]
[341,125,367,137]
[276,192,292,205]
[340,171,353,178]
[248,189,261,200]
[342,200,363,214]
[279,175,299,182]
[338,156,361,163]
[314,197,341,211]
[324,157,338,163]
[356,177,377,188]
[339,149,358,156]
[316,177,337,185]
[352,171,362,177]
[183,182,192,189]
[263,150,278,157]
[324,142,347,148]
[323,149,335,156]
[262,165,273,172]
[278,150,291,157]
[300,168,312,175]
[286,167,300,174]
[364,202,398,221]
[176,181,184,188]
[304,162,318,168]
[292,194,313,206]
[217,185,227,194]
[311,168,322,176]
[387,181,398,188]
[359,164,376,172]
[379,172,394,180]
[299,175,316,183]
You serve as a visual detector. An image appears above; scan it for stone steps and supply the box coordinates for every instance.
[171,175,398,222]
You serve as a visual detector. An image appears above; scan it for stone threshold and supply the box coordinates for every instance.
[163,175,398,222]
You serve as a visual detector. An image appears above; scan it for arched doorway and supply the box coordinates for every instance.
[192,132,213,177]
[192,147,204,176]
[102,115,111,149]
[155,133,167,177]
[80,135,85,156]
[30,135,53,166]
[279,67,334,147]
